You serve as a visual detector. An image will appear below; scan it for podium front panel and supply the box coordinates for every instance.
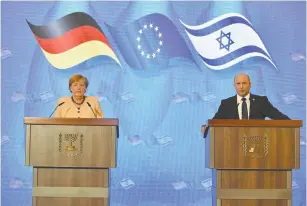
[26,125,117,168]
[211,126,300,169]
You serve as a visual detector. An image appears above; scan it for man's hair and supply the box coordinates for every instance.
[234,73,251,82]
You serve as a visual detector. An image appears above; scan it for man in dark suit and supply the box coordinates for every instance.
[202,73,290,136]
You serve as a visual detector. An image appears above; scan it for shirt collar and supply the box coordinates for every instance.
[237,93,251,103]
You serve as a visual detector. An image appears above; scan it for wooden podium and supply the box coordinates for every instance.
[207,119,302,206]
[24,117,118,206]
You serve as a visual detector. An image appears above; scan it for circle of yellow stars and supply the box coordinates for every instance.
[136,23,163,59]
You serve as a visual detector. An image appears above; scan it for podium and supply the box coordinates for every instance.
[24,117,118,206]
[207,119,302,206]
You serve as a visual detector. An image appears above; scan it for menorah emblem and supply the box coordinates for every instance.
[64,134,78,151]
[243,134,269,159]
[59,133,84,156]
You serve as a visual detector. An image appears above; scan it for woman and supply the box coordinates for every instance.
[53,74,103,118]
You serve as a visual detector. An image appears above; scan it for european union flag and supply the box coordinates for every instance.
[107,13,192,71]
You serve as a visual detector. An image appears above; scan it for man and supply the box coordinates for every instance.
[202,73,290,136]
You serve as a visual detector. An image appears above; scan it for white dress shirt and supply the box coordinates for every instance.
[237,93,251,119]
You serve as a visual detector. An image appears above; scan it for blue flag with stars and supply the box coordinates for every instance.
[106,13,192,71]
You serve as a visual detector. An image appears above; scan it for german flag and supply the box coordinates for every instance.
[27,12,121,69]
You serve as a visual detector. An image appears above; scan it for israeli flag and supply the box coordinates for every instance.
[180,13,276,70]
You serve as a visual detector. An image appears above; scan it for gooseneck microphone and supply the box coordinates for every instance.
[49,102,65,117]
[86,102,97,118]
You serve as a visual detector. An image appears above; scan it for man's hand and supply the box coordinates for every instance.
[201,125,207,136]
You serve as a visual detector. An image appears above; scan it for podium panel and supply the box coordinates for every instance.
[33,168,109,206]
[26,125,117,167]
[211,127,299,169]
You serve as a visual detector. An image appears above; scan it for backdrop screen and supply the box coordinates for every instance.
[1,1,306,206]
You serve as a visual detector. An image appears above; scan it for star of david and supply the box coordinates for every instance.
[216,30,234,51]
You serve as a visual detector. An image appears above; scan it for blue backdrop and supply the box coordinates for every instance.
[1,1,306,206]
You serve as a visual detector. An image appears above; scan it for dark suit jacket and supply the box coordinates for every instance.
[212,94,290,120]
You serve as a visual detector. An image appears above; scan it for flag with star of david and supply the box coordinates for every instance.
[180,13,277,70]
[106,13,192,70]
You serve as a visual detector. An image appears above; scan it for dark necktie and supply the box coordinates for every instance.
[242,97,248,119]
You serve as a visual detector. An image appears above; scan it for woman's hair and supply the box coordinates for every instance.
[69,74,89,90]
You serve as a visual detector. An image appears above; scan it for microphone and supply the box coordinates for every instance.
[49,102,65,117]
[86,102,97,118]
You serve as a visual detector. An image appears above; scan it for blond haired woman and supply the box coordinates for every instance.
[53,74,103,118]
